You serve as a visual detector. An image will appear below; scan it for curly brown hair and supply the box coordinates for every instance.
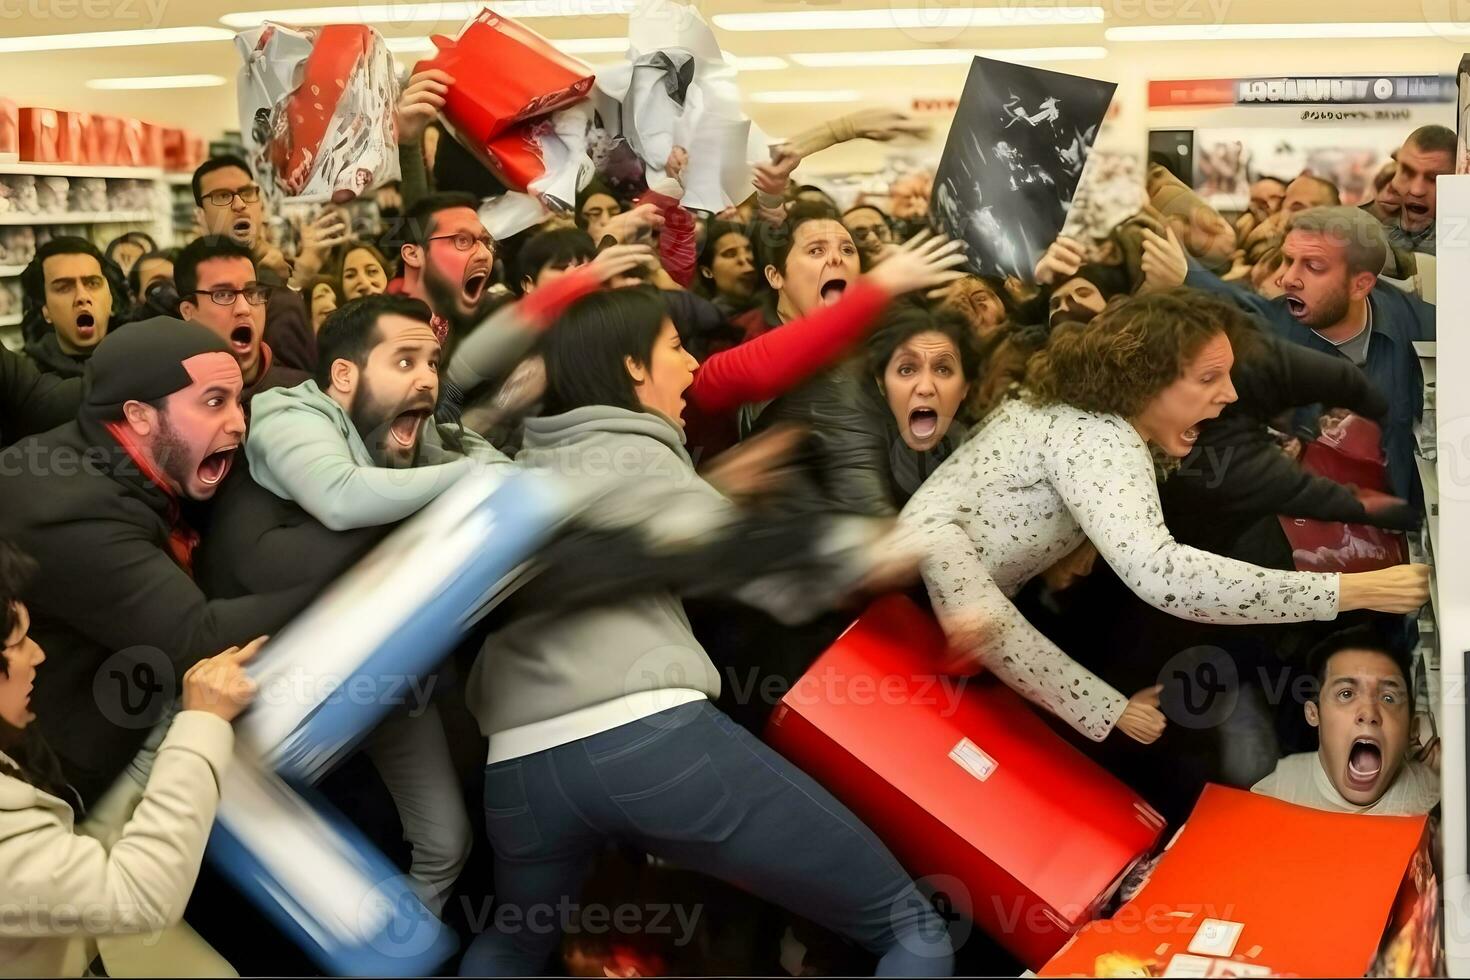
[1026,287,1261,419]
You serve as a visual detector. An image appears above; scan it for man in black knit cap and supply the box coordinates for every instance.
[0,316,313,806]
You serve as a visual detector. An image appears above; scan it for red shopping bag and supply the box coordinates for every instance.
[415,9,594,147]
[766,595,1165,969]
[1279,414,1408,572]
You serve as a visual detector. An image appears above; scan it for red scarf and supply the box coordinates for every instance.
[102,420,199,575]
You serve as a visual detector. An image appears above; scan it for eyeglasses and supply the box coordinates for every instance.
[189,283,272,307]
[201,186,262,208]
[427,231,495,252]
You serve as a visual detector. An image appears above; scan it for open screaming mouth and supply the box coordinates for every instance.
[198,446,236,486]
[1347,737,1383,790]
[1284,296,1307,317]
[75,312,95,336]
[390,410,428,448]
[820,278,848,306]
[909,407,939,440]
[229,325,254,355]
[463,271,488,303]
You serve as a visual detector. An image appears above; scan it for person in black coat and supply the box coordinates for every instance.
[0,318,314,806]
[748,303,979,516]
[0,345,79,447]
[1160,328,1418,569]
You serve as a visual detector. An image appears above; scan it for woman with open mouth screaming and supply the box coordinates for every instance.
[898,289,1431,747]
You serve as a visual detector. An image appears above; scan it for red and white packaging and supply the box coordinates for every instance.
[235,23,400,202]
[1040,784,1440,978]
[1279,414,1409,572]
[765,595,1165,969]
[19,107,80,163]
[414,9,595,149]
[0,99,17,161]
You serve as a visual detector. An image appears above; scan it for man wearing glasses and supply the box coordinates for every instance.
[176,237,309,410]
[192,156,340,372]
[396,192,499,351]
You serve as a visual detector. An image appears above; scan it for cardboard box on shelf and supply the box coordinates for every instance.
[765,595,1165,970]
[19,107,82,164]
[1039,785,1440,978]
[0,98,16,162]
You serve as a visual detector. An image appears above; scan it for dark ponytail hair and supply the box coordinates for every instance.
[0,539,70,803]
[541,286,669,416]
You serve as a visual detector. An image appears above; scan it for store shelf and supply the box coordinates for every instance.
[0,161,164,180]
[0,211,155,226]
[0,265,25,277]
[163,172,195,186]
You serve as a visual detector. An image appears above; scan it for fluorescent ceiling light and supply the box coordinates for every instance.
[1107,22,1470,42]
[749,89,863,104]
[715,6,1103,32]
[725,55,789,71]
[0,26,232,53]
[791,47,1105,67]
[222,1,634,29]
[87,74,228,90]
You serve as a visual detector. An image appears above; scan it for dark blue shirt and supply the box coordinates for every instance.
[1185,263,1435,504]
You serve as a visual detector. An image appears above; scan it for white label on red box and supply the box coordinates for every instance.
[948,738,997,781]
[1188,918,1244,957]
[1162,954,1214,978]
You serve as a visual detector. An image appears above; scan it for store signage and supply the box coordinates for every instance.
[1150,75,1454,109]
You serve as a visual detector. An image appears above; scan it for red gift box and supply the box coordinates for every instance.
[20,107,82,163]
[415,9,594,148]
[1279,414,1408,572]
[0,98,17,160]
[765,595,1165,969]
[1040,785,1439,977]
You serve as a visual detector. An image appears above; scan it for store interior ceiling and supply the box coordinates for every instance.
[1,0,1466,166]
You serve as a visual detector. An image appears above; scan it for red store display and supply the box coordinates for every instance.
[766,595,1166,969]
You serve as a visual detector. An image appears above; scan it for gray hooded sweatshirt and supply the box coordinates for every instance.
[247,380,512,531]
[466,406,733,758]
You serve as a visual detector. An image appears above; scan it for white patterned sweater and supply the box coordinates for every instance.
[897,398,1342,741]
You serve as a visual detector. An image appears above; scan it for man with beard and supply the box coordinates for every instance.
[192,155,327,371]
[200,294,508,916]
[396,191,497,352]
[1254,626,1437,815]
[0,319,314,807]
[20,237,119,379]
[176,236,309,410]
[1188,205,1434,503]
[1380,125,1454,257]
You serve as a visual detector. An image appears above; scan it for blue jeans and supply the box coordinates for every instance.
[459,701,953,977]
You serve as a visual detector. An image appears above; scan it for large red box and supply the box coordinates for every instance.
[414,8,594,148]
[766,595,1165,969]
[1040,784,1439,977]
[20,107,81,163]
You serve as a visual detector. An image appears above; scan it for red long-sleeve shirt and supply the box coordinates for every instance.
[682,279,892,461]
[638,186,698,288]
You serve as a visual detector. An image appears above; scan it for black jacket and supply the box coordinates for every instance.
[23,331,89,379]
[0,417,315,806]
[195,463,386,600]
[1161,333,1398,563]
[751,359,965,517]
[0,345,79,447]
[258,268,318,373]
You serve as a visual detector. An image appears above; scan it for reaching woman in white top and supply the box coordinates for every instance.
[898,289,1430,744]
[0,539,261,978]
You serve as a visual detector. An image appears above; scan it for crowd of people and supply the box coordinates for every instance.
[0,60,1449,977]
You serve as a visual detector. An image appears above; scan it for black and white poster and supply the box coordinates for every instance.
[932,58,1116,281]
